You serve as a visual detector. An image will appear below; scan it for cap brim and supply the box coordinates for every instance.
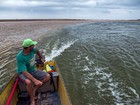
[33,41,37,45]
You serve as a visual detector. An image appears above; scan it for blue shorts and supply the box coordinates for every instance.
[18,70,47,82]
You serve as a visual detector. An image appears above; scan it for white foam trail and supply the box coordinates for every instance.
[45,40,78,61]
[129,87,139,98]
[75,53,139,104]
[94,67,140,104]
[94,67,127,104]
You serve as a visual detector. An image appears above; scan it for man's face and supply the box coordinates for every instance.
[29,45,34,51]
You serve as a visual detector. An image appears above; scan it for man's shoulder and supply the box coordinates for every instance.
[17,50,23,59]
[33,48,37,53]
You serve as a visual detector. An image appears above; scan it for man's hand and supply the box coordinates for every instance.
[36,49,45,63]
[34,79,43,86]
[41,58,45,63]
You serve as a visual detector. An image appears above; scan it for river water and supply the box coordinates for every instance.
[1,21,140,105]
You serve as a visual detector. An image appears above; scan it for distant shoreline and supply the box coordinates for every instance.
[0,19,139,22]
[0,19,86,22]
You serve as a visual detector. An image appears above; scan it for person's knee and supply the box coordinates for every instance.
[43,73,50,83]
[25,79,32,86]
[47,73,51,80]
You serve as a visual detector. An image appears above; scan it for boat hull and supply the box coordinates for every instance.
[0,75,18,105]
[1,60,72,105]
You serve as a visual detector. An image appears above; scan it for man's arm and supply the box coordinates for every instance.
[36,49,45,62]
[23,71,42,86]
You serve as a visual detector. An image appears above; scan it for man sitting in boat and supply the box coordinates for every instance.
[16,38,50,105]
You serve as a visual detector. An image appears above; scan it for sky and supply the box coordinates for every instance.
[0,0,140,20]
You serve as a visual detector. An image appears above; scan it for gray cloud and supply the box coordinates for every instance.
[96,0,140,9]
[0,0,139,19]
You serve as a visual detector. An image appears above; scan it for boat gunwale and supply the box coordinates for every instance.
[55,61,72,105]
[0,74,16,94]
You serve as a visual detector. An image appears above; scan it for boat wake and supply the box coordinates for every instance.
[94,66,139,104]
[79,55,140,104]
[45,39,78,61]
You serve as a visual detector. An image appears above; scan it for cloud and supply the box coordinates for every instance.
[0,0,139,19]
[96,0,140,9]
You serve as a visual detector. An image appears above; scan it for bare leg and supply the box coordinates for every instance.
[25,79,35,105]
[33,85,40,96]
[33,73,50,96]
[42,73,50,83]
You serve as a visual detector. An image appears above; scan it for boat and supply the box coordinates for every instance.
[0,60,72,105]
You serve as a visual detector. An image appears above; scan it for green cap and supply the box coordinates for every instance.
[22,39,37,47]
